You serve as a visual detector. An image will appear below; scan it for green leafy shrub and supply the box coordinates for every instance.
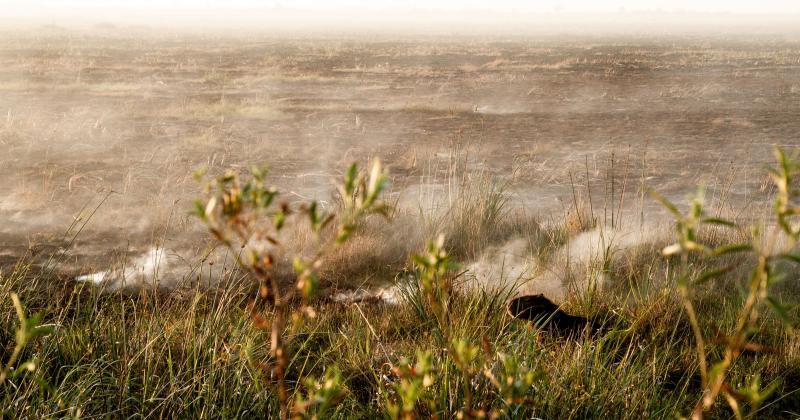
[654,148,800,419]
[194,160,389,419]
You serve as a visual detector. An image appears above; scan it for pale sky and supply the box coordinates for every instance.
[2,0,799,29]
[3,0,799,14]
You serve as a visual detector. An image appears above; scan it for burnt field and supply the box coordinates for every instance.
[1,29,799,273]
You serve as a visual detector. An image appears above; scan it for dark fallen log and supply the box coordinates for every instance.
[506,294,597,336]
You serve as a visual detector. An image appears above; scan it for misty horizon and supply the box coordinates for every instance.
[3,12,800,37]
[1,0,800,34]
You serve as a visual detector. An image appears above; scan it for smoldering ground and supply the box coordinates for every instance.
[1,27,798,298]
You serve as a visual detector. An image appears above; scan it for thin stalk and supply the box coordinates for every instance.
[0,294,27,387]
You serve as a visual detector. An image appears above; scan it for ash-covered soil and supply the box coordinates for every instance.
[1,28,799,274]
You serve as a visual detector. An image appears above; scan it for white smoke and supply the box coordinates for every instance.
[76,247,175,290]
[465,224,666,302]
[74,245,243,291]
[74,219,667,302]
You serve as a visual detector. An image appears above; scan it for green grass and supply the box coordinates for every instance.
[3,153,800,419]
[2,242,799,418]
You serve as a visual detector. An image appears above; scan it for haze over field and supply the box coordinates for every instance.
[2,1,800,34]
[3,2,800,418]
[2,25,799,287]
[5,0,800,15]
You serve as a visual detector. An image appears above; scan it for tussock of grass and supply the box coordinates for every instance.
[439,169,514,259]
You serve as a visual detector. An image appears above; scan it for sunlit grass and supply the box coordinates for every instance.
[3,154,800,418]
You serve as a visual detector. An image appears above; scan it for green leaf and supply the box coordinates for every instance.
[308,201,320,228]
[695,265,734,285]
[301,272,319,299]
[336,224,354,244]
[775,147,790,177]
[364,159,386,208]
[777,253,800,265]
[411,254,428,268]
[755,379,781,405]
[708,361,726,387]
[274,210,285,230]
[690,186,706,220]
[702,217,736,227]
[192,165,208,181]
[712,244,751,255]
[294,257,319,300]
[23,315,53,341]
[318,214,335,231]
[777,216,794,237]
[260,190,276,209]
[370,203,391,218]
[192,200,208,222]
[766,296,793,324]
[293,257,306,274]
[344,163,358,196]
[650,190,681,218]
[12,361,37,378]
[250,164,268,181]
